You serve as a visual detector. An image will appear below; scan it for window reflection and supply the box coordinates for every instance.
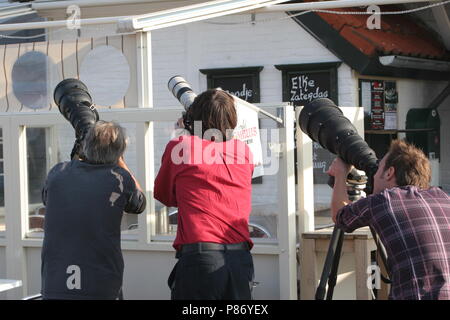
[27,127,47,232]
[26,123,141,237]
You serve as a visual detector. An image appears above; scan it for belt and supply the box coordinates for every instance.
[176,242,249,258]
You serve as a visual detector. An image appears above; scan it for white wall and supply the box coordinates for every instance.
[397,79,449,189]
[150,12,353,107]
[24,246,280,300]
[396,79,447,132]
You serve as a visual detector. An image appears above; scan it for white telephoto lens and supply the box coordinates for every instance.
[168,76,197,110]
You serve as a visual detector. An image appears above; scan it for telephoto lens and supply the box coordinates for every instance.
[167,76,197,111]
[54,78,99,141]
[299,98,378,179]
[54,78,99,159]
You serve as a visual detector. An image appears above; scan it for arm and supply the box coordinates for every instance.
[117,157,142,192]
[327,158,352,223]
[117,157,146,214]
[41,162,64,206]
[154,141,179,207]
[328,158,378,232]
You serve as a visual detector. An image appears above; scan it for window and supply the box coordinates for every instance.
[26,123,142,237]
[153,119,279,240]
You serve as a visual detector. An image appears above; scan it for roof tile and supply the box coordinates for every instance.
[315,6,448,60]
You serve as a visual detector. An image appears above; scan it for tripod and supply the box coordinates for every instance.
[315,175,391,300]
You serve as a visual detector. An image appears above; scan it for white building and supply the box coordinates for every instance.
[0,0,449,300]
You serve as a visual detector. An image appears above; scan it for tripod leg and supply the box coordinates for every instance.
[326,229,345,300]
[315,226,345,300]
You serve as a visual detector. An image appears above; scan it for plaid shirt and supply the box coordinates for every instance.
[336,186,450,300]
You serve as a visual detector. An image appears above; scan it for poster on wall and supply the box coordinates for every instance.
[359,79,398,130]
[276,62,340,184]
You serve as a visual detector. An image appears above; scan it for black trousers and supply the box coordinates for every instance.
[168,248,254,300]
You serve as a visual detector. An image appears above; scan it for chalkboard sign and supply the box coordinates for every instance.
[200,66,263,183]
[276,62,340,184]
[200,66,263,103]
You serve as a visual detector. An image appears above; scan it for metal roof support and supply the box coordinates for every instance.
[0,0,441,32]
[257,0,441,12]
[116,0,290,32]
[428,82,450,110]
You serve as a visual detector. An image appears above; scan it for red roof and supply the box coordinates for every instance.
[314,6,448,60]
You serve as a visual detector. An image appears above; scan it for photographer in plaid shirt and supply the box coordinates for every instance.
[327,139,450,300]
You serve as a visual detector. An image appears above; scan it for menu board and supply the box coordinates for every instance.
[200,67,262,103]
[276,62,340,184]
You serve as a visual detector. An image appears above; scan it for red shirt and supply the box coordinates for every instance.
[154,135,254,251]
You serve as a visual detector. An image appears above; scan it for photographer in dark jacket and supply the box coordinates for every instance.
[41,121,146,300]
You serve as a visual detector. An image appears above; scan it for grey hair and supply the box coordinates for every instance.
[82,121,127,164]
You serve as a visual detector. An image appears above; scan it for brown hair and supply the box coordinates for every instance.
[185,89,237,141]
[384,139,431,189]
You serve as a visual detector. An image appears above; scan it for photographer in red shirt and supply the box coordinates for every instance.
[154,89,255,300]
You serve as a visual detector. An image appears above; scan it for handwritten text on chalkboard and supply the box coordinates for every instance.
[290,75,329,103]
[225,83,253,101]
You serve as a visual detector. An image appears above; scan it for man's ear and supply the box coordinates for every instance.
[385,166,396,182]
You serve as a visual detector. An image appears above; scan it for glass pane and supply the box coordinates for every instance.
[153,119,279,240]
[26,123,141,237]
[0,128,4,233]
[119,123,139,237]
[153,121,179,237]
[250,118,278,240]
[313,141,334,229]
[27,127,47,232]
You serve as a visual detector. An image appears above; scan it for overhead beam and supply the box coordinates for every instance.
[257,0,440,12]
[117,0,289,32]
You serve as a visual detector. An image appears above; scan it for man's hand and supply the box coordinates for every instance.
[327,157,353,179]
[117,156,143,192]
[327,158,352,224]
[176,117,185,129]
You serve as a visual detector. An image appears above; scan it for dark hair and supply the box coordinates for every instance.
[384,139,431,189]
[185,89,237,141]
